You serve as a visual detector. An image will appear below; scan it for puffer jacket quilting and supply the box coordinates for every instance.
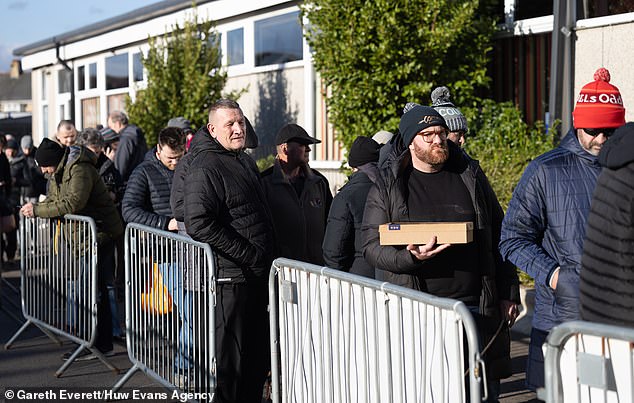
[122,148,174,229]
[183,129,275,280]
[500,129,601,331]
[580,123,634,327]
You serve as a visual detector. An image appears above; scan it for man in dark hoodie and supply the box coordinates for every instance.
[18,136,47,203]
[182,99,275,403]
[20,138,124,360]
[108,110,147,183]
[580,122,634,327]
[323,135,382,278]
[77,128,125,341]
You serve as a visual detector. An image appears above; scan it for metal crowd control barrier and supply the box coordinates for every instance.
[113,223,216,399]
[5,215,118,376]
[539,320,634,403]
[1,236,23,325]
[269,258,485,403]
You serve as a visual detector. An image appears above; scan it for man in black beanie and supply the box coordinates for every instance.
[323,136,381,278]
[34,138,66,169]
[361,104,520,402]
[21,137,124,362]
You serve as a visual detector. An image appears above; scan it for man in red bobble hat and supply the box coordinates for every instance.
[499,67,625,391]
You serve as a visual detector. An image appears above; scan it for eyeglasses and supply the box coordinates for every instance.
[418,130,448,143]
[582,128,615,137]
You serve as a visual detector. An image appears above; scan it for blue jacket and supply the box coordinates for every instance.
[122,147,174,230]
[500,129,601,331]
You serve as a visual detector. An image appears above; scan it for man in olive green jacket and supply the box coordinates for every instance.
[20,138,124,359]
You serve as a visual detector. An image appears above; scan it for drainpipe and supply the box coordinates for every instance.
[56,42,75,124]
[548,0,576,136]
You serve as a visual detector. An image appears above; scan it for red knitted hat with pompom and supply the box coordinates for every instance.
[573,67,625,129]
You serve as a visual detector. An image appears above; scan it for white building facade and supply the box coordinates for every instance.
[13,0,634,189]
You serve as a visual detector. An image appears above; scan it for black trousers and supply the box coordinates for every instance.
[95,239,114,353]
[215,279,270,403]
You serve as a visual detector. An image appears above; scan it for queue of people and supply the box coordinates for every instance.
[3,66,632,401]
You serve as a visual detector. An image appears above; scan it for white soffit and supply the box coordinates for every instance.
[21,0,293,70]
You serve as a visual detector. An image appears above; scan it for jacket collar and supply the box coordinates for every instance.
[560,128,600,166]
[269,158,316,185]
[191,125,243,157]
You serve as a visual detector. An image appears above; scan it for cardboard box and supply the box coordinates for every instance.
[379,222,474,245]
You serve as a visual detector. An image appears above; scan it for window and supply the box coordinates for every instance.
[254,12,303,66]
[89,63,97,89]
[106,53,129,90]
[227,28,244,66]
[82,97,100,129]
[108,94,127,115]
[584,0,634,18]
[133,52,143,82]
[515,0,553,20]
[58,70,71,93]
[78,66,85,91]
[60,104,65,120]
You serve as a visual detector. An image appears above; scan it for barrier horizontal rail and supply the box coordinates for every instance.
[269,257,484,403]
[5,215,118,376]
[539,320,634,403]
[113,223,216,401]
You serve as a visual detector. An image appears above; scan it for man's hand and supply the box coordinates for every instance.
[407,236,451,261]
[500,299,520,327]
[168,218,178,231]
[105,147,116,161]
[20,202,34,218]
[550,269,559,290]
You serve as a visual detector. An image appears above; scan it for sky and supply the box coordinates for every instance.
[0,0,159,72]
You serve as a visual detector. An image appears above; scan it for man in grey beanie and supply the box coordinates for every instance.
[431,86,468,147]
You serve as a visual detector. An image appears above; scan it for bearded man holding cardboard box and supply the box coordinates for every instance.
[361,103,520,402]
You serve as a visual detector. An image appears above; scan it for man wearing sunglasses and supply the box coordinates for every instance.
[500,67,626,391]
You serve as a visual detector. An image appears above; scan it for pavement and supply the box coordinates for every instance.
[1,260,539,403]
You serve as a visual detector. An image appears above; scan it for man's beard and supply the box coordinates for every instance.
[412,141,449,166]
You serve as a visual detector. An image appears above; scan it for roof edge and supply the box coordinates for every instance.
[13,0,214,57]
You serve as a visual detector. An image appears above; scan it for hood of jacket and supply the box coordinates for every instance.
[598,122,634,169]
[53,145,96,179]
[189,125,243,158]
[560,128,600,167]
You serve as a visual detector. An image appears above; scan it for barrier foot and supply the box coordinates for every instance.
[111,363,141,393]
[35,323,63,346]
[4,319,33,348]
[90,348,120,374]
[55,345,120,377]
[55,344,86,377]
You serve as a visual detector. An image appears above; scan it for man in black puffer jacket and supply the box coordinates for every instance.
[581,122,634,327]
[122,127,185,230]
[323,135,382,278]
[183,99,275,403]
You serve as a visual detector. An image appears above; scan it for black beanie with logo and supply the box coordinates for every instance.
[398,105,448,146]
